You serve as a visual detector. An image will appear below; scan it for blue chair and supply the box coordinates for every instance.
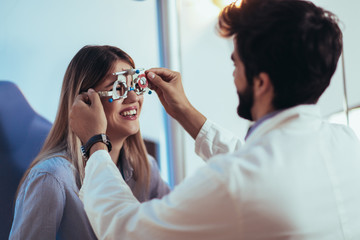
[0,81,52,239]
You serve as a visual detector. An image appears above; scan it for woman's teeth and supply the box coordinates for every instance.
[121,109,137,116]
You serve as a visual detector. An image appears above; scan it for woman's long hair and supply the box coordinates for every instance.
[17,45,150,199]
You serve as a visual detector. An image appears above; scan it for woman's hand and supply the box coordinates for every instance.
[69,89,107,144]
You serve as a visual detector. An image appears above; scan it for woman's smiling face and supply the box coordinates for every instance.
[94,60,144,142]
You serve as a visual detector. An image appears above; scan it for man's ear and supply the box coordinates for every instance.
[253,72,273,98]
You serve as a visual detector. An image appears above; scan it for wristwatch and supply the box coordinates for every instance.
[81,133,112,159]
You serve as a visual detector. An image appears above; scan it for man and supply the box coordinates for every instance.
[70,0,360,239]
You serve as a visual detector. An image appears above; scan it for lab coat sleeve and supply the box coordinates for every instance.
[195,119,243,160]
[79,150,241,240]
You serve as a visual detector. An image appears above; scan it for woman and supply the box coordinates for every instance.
[9,45,170,239]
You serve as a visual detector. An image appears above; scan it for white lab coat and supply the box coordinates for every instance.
[80,104,360,240]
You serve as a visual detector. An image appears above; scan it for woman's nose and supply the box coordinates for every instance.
[123,89,139,103]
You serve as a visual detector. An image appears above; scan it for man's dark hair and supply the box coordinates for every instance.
[218,0,343,109]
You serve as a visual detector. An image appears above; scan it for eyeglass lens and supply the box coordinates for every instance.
[115,75,148,98]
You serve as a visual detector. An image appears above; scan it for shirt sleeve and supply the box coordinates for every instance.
[9,171,65,239]
[195,119,244,160]
[79,150,240,240]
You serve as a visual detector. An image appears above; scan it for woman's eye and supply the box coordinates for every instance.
[117,86,126,90]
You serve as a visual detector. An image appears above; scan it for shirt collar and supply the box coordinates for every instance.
[245,110,283,140]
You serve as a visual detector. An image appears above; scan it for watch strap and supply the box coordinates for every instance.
[81,133,112,159]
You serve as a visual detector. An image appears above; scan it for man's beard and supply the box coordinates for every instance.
[237,85,254,121]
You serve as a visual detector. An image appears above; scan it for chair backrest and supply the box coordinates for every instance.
[0,81,52,239]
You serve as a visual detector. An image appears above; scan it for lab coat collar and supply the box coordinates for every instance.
[245,104,322,144]
[245,109,283,140]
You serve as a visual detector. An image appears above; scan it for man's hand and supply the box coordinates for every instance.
[146,68,191,120]
[69,89,107,144]
[146,68,206,140]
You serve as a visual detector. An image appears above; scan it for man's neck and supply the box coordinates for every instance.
[250,83,276,121]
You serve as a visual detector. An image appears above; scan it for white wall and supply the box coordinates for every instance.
[0,0,170,181]
[0,0,160,121]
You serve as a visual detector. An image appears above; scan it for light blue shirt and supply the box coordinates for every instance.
[9,154,169,239]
